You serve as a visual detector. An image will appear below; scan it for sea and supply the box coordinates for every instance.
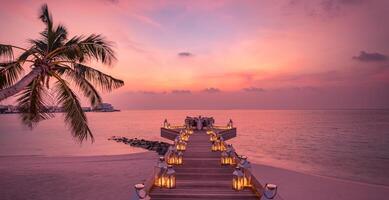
[0,109,388,186]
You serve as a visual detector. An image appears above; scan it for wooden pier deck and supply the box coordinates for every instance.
[149,130,259,200]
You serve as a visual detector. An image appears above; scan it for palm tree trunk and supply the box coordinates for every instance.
[0,68,41,101]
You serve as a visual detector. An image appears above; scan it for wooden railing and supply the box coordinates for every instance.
[168,125,186,129]
[143,146,176,196]
[161,128,180,141]
[213,125,232,130]
[219,138,264,198]
[217,128,237,141]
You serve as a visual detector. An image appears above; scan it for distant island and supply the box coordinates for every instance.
[0,103,119,114]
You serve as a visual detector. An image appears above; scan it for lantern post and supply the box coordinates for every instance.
[154,156,167,187]
[131,183,151,200]
[225,144,236,165]
[232,166,244,191]
[164,165,176,189]
[163,119,169,129]
[263,183,278,199]
[238,155,252,187]
[221,151,229,165]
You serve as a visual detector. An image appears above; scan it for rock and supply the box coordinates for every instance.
[109,136,171,155]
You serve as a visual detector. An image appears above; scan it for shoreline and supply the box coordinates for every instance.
[1,153,389,200]
[1,152,388,188]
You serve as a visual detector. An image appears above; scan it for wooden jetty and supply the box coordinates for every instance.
[139,116,265,200]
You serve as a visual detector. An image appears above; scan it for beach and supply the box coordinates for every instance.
[1,153,388,200]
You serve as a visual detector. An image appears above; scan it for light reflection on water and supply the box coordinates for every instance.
[0,109,388,185]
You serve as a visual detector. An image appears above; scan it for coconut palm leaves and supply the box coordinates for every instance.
[0,4,124,142]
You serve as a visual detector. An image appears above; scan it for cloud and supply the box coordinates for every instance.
[287,0,365,17]
[178,52,193,57]
[203,87,221,93]
[242,87,265,92]
[321,0,364,11]
[353,51,388,62]
[138,91,158,95]
[103,0,119,4]
[171,90,191,94]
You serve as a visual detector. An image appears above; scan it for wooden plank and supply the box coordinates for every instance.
[149,130,261,199]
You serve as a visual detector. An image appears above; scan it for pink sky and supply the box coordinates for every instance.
[1,0,389,109]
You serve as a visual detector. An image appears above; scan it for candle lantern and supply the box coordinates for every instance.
[238,155,252,187]
[212,137,226,152]
[180,131,189,142]
[168,150,183,165]
[210,133,218,142]
[221,151,229,165]
[221,150,234,165]
[185,129,193,135]
[164,165,176,189]
[154,157,167,187]
[176,140,187,151]
[174,136,187,151]
[232,166,244,191]
[225,144,236,165]
[176,151,183,165]
[219,137,226,151]
[211,139,221,151]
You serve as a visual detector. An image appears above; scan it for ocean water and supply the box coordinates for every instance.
[0,110,389,186]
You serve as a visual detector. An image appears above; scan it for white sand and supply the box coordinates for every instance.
[251,163,389,200]
[0,153,388,200]
[0,153,157,200]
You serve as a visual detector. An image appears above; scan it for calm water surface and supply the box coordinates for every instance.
[1,110,389,186]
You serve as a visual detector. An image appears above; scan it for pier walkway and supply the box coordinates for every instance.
[149,130,259,200]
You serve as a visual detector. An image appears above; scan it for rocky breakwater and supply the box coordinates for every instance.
[109,136,170,155]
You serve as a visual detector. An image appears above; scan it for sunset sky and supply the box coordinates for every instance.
[1,0,389,109]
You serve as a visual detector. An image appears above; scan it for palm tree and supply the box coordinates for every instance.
[0,4,124,142]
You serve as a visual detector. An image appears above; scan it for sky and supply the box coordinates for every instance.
[1,0,389,109]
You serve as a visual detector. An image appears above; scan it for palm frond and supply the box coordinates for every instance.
[62,66,102,107]
[47,34,116,65]
[51,25,68,51]
[72,63,124,92]
[52,73,93,142]
[17,77,54,128]
[79,34,116,65]
[28,39,47,54]
[39,4,53,31]
[0,61,24,89]
[0,44,14,61]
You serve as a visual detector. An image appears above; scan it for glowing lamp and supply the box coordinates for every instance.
[221,151,234,165]
[211,140,221,151]
[238,155,252,187]
[232,167,244,191]
[180,132,189,142]
[154,157,167,187]
[221,151,229,165]
[168,150,183,165]
[219,137,227,151]
[174,136,187,151]
[164,165,176,189]
[212,138,226,152]
[210,133,218,142]
[176,140,187,151]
